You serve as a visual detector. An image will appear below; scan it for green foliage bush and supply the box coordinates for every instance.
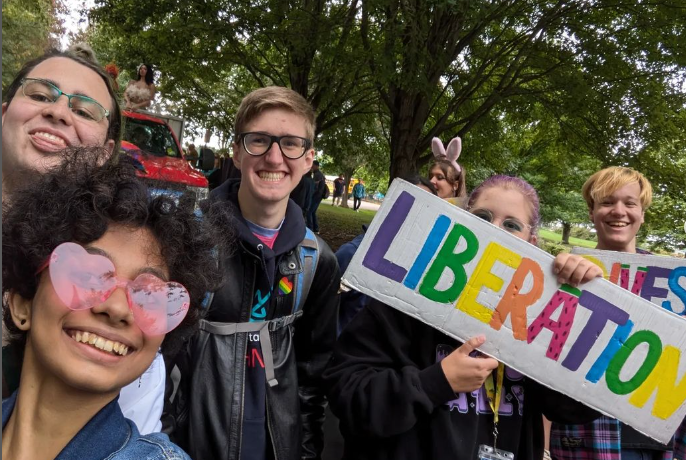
[570,226,596,241]
[2,0,60,93]
[539,240,568,256]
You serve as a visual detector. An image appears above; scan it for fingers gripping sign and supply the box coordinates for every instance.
[440,335,508,454]
[553,253,604,287]
[440,335,500,393]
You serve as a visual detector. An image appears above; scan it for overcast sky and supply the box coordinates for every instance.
[59,0,94,48]
[57,0,224,150]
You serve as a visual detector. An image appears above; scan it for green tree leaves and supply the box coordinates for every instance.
[2,0,63,92]
[86,0,686,250]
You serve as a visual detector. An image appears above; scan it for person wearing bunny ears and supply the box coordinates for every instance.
[429,137,467,206]
[323,175,602,460]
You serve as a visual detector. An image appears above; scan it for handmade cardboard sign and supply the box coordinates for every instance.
[570,248,686,316]
[341,179,686,443]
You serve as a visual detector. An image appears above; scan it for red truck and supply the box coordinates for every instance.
[121,110,209,205]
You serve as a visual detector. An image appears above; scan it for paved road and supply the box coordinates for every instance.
[321,197,381,212]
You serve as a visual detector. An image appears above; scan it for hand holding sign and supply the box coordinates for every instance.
[440,335,499,393]
[554,253,604,287]
[342,179,686,442]
[441,255,602,394]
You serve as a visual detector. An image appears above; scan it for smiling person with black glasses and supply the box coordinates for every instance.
[163,86,340,460]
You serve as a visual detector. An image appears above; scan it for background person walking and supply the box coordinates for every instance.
[332,174,345,206]
[352,180,365,211]
[307,160,326,232]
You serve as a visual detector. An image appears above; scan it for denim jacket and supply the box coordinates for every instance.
[2,391,189,460]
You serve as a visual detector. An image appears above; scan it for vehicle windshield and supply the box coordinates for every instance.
[123,117,181,158]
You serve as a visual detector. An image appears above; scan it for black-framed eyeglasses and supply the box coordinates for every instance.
[20,78,110,122]
[469,208,532,234]
[238,132,311,159]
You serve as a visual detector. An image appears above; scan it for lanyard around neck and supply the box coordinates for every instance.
[484,362,506,425]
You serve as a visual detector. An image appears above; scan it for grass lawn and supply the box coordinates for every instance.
[317,202,598,253]
[538,229,597,248]
[317,204,376,251]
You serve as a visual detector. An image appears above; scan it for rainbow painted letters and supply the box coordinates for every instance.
[342,179,686,444]
[570,247,686,316]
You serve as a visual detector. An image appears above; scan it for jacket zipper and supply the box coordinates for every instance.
[237,375,246,460]
[257,242,280,460]
[266,391,279,460]
[237,256,258,459]
[240,242,281,459]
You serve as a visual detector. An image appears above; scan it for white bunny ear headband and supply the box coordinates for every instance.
[431,137,462,175]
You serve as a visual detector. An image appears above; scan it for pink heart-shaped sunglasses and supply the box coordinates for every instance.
[40,242,190,336]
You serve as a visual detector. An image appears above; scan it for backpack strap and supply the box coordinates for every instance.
[293,228,320,314]
[199,310,304,388]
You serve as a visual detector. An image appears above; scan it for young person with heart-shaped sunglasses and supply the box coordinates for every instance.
[1,147,228,460]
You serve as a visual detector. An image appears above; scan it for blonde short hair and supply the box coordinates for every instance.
[234,86,316,144]
[582,166,653,210]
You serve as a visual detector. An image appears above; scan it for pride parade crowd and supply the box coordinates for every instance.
[1,48,683,460]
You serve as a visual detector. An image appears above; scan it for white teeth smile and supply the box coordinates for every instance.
[34,131,67,147]
[258,172,285,181]
[70,331,129,356]
[608,222,629,228]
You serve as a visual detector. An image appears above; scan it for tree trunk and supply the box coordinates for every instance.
[561,222,572,245]
[388,91,431,181]
[340,168,355,209]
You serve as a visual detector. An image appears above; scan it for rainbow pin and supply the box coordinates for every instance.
[279,277,293,295]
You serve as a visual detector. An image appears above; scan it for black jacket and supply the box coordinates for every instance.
[164,179,340,460]
[323,299,599,460]
[290,175,315,214]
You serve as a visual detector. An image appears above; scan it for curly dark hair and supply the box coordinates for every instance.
[2,147,232,356]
